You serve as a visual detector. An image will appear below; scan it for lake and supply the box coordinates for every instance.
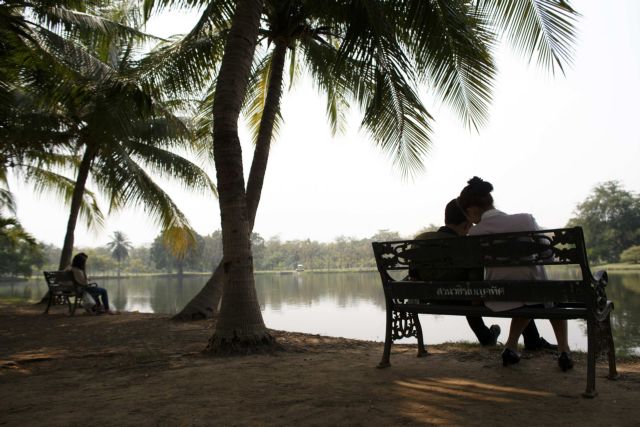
[2,270,639,355]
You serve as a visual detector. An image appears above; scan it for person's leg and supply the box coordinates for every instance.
[550,319,572,370]
[86,288,100,309]
[95,287,110,311]
[522,320,541,348]
[523,319,558,351]
[501,318,531,366]
[505,318,531,351]
[466,316,499,345]
[549,319,569,353]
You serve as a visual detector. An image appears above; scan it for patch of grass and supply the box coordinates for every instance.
[0,297,33,305]
[593,263,640,272]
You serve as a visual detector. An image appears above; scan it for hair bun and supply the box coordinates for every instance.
[467,176,493,194]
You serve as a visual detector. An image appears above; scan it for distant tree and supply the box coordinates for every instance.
[371,230,403,242]
[0,216,44,277]
[620,246,640,264]
[567,181,640,263]
[151,230,207,277]
[107,231,133,277]
[414,224,440,236]
[85,251,117,276]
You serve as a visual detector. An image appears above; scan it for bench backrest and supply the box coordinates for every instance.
[43,270,80,296]
[372,227,595,304]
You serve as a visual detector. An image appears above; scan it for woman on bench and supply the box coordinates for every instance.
[66,252,114,315]
[458,176,573,371]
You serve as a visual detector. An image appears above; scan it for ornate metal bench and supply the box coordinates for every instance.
[43,270,93,316]
[372,227,617,398]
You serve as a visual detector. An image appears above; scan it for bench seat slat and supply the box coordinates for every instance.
[395,303,591,320]
[388,280,589,302]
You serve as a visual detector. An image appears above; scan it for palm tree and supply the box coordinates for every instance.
[0,0,114,223]
[142,0,579,352]
[0,1,211,270]
[153,0,434,320]
[0,215,44,277]
[106,231,133,277]
[46,1,217,269]
[153,0,578,322]
[204,0,274,352]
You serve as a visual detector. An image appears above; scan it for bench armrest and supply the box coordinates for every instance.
[87,282,98,287]
[592,270,608,286]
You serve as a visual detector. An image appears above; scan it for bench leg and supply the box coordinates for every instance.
[44,295,53,314]
[66,296,74,315]
[582,317,598,398]
[378,308,393,368]
[70,296,78,316]
[604,314,618,380]
[413,313,428,357]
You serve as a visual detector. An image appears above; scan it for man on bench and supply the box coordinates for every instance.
[412,198,557,350]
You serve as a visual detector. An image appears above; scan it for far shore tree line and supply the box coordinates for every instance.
[3,181,639,278]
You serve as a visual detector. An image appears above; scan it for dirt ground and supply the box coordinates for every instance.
[1,302,639,426]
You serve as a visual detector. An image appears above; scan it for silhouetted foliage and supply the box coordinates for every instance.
[567,181,640,263]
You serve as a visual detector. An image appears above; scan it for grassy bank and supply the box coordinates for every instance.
[593,263,640,272]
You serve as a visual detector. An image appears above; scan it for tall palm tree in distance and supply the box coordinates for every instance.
[106,231,133,277]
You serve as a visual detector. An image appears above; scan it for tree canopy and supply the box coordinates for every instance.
[567,181,640,263]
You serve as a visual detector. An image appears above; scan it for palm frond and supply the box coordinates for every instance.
[0,187,17,215]
[242,51,284,145]
[401,0,496,130]
[161,225,197,260]
[26,167,105,231]
[478,0,578,73]
[92,150,193,232]
[124,141,217,197]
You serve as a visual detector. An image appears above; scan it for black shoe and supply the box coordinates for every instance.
[558,352,574,372]
[525,337,558,351]
[502,348,521,366]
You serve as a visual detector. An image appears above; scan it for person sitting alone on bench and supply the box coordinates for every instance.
[66,252,114,315]
[413,198,555,348]
[458,176,572,371]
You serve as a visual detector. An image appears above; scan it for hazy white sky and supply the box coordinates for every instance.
[11,0,640,248]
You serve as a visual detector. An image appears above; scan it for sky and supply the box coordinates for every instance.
[10,0,640,248]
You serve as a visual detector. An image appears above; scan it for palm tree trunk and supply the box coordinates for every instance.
[58,144,97,269]
[174,39,288,321]
[38,144,96,304]
[206,0,273,353]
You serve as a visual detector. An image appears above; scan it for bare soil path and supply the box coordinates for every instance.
[1,302,639,426]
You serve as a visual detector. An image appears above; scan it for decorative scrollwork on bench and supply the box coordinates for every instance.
[373,228,588,271]
[391,301,418,340]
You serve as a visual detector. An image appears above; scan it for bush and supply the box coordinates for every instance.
[620,246,640,264]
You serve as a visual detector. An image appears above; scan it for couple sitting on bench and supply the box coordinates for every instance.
[413,177,572,371]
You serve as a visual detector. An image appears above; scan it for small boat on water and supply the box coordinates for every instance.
[295,264,304,272]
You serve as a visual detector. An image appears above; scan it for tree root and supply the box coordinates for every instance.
[204,332,283,356]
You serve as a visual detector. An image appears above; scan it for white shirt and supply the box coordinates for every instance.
[468,209,547,311]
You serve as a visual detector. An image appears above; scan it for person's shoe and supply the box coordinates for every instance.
[558,352,574,372]
[525,337,558,351]
[501,348,521,366]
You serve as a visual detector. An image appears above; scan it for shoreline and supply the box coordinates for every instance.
[3,264,638,282]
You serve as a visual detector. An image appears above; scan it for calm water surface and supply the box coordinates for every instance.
[2,271,639,355]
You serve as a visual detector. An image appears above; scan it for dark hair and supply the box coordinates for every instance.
[444,198,467,225]
[458,176,494,211]
[71,252,88,270]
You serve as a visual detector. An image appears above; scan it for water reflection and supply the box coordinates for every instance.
[2,271,639,355]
